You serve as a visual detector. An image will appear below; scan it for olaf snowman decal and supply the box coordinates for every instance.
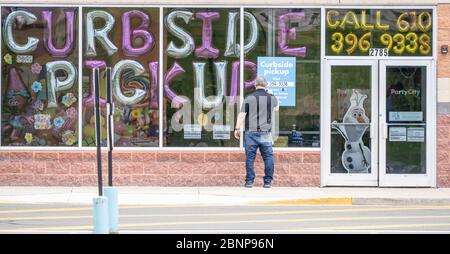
[332,90,371,173]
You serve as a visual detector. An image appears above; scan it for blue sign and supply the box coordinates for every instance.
[257,57,296,107]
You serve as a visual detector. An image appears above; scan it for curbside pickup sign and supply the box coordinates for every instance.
[257,57,296,107]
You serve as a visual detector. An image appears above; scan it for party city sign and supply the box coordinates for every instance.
[257,57,296,107]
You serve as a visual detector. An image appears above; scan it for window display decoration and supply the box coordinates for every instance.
[1,7,79,146]
[82,7,159,147]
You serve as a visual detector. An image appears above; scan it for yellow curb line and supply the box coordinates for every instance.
[253,197,353,206]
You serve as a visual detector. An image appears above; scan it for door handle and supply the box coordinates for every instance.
[382,122,388,140]
[370,122,374,139]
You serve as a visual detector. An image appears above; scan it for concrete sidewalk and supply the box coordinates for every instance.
[1,187,450,206]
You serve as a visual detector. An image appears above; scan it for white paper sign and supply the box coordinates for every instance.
[184,124,201,139]
[389,112,423,122]
[407,127,425,142]
[389,127,407,142]
[213,125,231,140]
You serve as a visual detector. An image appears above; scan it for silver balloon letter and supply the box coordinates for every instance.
[46,61,77,108]
[112,60,146,106]
[85,10,118,57]
[165,11,195,59]
[224,12,258,57]
[193,61,227,110]
[3,10,39,54]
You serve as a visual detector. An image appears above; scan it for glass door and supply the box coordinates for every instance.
[379,60,436,187]
[323,60,379,186]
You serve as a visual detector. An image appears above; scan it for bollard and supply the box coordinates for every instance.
[93,196,109,234]
[104,186,119,234]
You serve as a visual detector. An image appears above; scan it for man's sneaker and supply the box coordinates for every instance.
[244,182,253,188]
[263,182,272,188]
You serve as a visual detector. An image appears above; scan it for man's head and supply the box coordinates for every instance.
[255,77,268,89]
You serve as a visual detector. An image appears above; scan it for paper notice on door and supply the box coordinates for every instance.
[213,125,231,140]
[389,127,407,142]
[407,127,425,142]
[389,112,423,122]
[184,124,202,139]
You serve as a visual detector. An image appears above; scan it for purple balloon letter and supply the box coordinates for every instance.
[195,11,220,59]
[164,62,188,108]
[42,11,75,58]
[122,10,155,57]
[230,60,257,103]
[278,12,307,57]
[148,61,159,109]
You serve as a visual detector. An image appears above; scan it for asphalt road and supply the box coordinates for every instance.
[0,203,450,233]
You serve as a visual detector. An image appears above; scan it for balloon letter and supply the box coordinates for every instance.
[112,60,146,106]
[148,61,159,109]
[195,11,220,59]
[46,61,77,108]
[165,11,195,59]
[85,10,118,57]
[224,12,258,57]
[42,11,75,57]
[163,62,188,108]
[278,12,307,57]
[122,10,155,57]
[230,60,257,103]
[193,61,227,110]
[3,10,39,54]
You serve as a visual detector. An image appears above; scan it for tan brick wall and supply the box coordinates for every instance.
[0,151,320,187]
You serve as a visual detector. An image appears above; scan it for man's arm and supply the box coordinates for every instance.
[234,112,246,139]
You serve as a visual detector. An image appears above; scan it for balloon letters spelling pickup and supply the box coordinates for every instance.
[122,10,155,57]
[166,11,195,59]
[46,61,77,109]
[85,10,118,57]
[278,11,307,57]
[42,11,75,58]
[3,10,39,54]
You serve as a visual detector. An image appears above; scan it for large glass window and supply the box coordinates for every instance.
[1,6,79,146]
[81,7,160,147]
[163,8,240,147]
[244,8,321,147]
[325,9,433,56]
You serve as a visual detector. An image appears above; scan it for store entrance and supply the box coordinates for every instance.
[322,59,435,187]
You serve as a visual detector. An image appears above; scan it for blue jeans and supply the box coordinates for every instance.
[244,131,274,184]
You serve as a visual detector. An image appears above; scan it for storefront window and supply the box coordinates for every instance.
[325,9,433,56]
[244,8,321,147]
[81,7,159,147]
[163,8,240,147]
[1,6,79,146]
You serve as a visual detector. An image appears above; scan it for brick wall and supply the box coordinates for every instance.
[0,151,320,186]
[438,4,450,187]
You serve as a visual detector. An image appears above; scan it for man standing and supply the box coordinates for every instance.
[234,77,279,188]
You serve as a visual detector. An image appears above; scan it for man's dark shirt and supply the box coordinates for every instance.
[240,89,278,132]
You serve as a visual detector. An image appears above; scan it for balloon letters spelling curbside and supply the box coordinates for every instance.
[122,10,155,57]
[85,10,118,57]
[165,11,195,59]
[278,11,307,57]
[46,61,77,108]
[42,11,75,58]
[112,60,146,106]
[3,10,39,54]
